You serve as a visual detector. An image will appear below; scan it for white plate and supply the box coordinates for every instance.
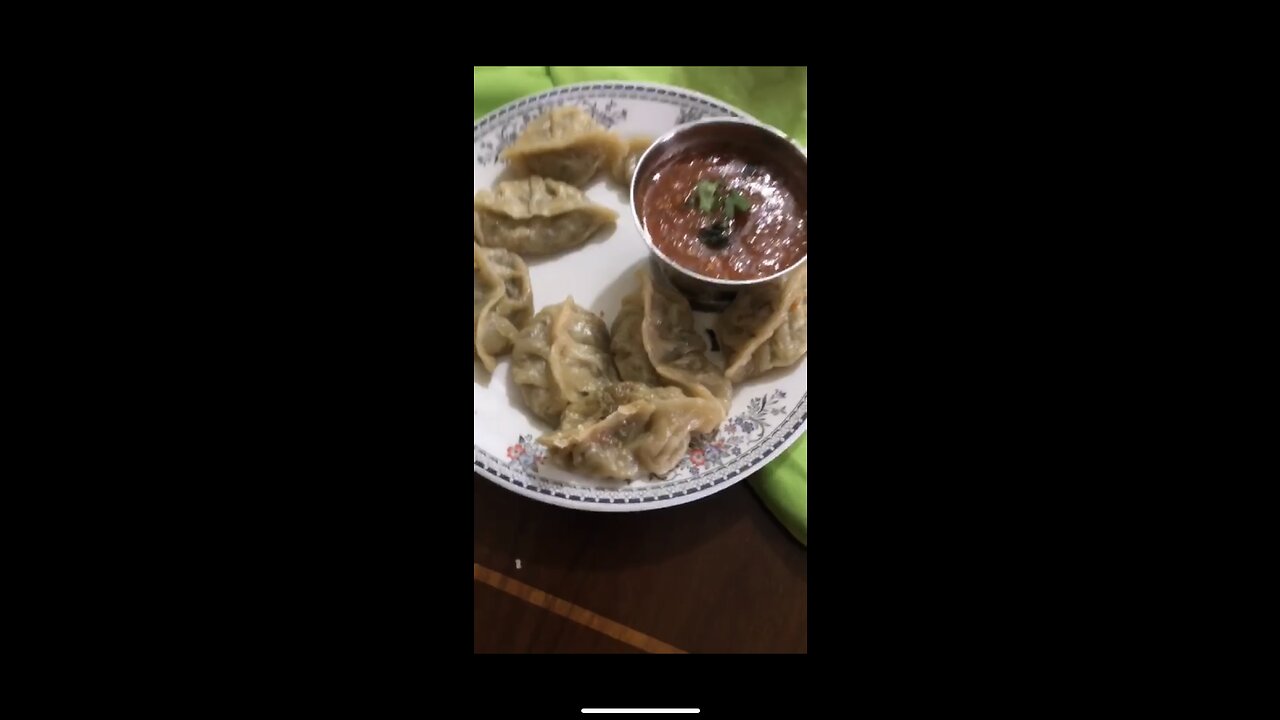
[473,81,807,512]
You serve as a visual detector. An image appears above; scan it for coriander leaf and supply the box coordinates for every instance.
[696,180,719,213]
[723,191,751,219]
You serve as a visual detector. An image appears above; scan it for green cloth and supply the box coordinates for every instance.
[473,66,554,120]
[474,67,807,545]
[474,66,807,146]
[750,433,806,546]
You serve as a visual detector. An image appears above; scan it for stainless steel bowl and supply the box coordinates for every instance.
[629,117,808,311]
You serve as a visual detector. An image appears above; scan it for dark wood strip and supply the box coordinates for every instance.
[474,581,641,653]
[474,563,687,654]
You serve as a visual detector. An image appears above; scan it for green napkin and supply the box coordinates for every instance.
[750,433,806,546]
[547,67,807,147]
[473,66,553,120]
[474,66,807,145]
[474,67,808,545]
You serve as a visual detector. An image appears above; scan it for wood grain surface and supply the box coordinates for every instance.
[474,473,807,653]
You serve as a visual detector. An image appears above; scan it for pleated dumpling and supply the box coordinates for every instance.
[511,297,618,424]
[717,264,808,382]
[473,176,618,257]
[500,106,625,187]
[609,136,653,187]
[611,270,733,413]
[473,242,533,372]
[539,382,724,480]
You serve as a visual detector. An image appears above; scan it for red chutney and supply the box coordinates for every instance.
[639,145,807,281]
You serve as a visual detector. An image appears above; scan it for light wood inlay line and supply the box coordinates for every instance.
[474,563,688,654]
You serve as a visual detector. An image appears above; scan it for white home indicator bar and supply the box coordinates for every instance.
[581,711,700,714]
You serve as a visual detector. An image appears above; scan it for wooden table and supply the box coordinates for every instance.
[474,473,807,653]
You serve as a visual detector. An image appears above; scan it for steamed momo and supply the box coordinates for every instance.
[511,298,619,424]
[609,136,654,187]
[717,264,808,382]
[473,243,533,372]
[611,270,733,413]
[539,382,724,480]
[473,176,618,257]
[500,106,626,187]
